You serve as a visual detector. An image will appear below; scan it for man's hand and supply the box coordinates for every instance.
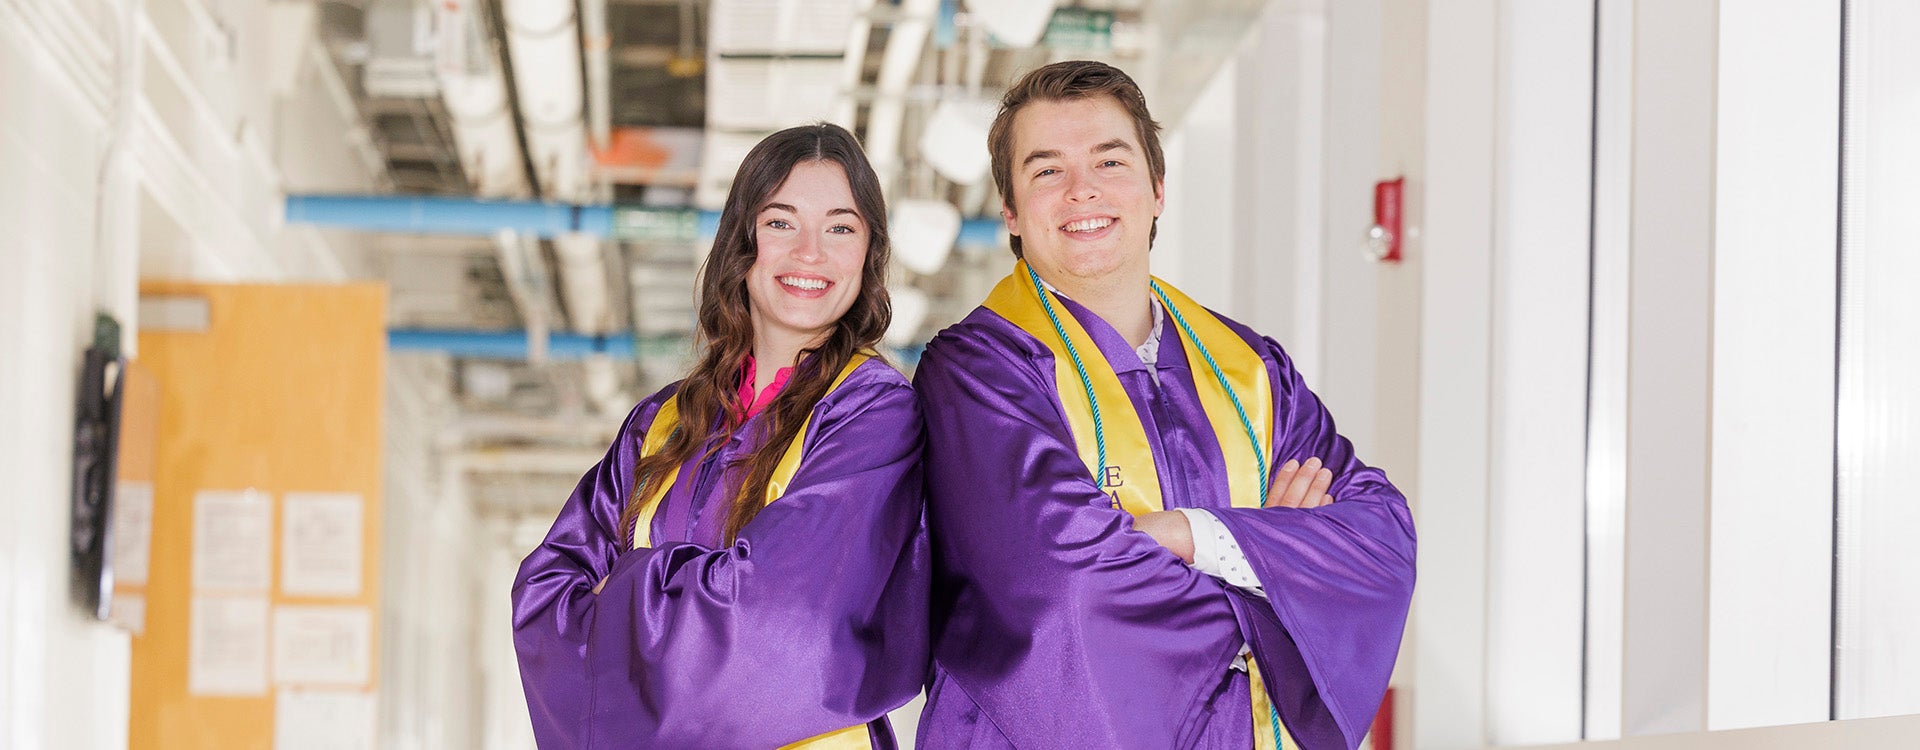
[1266,457,1335,508]
[592,577,608,595]
[1134,510,1195,563]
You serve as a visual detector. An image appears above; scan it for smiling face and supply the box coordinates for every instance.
[1002,96,1165,293]
[744,160,869,362]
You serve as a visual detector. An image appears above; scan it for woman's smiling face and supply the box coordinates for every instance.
[745,160,869,357]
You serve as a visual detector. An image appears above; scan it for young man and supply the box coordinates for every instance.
[915,61,1416,749]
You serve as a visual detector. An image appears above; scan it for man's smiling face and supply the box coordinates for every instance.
[1002,96,1165,290]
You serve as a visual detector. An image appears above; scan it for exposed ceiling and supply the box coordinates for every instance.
[306,0,1276,524]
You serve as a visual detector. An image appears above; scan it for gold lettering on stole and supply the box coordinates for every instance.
[1102,466,1125,510]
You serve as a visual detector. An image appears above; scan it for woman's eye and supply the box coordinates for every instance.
[764,219,792,230]
[828,225,857,234]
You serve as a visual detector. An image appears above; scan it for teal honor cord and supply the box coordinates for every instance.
[1026,266,1284,748]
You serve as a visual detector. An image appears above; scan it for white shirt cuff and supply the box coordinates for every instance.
[1175,508,1267,599]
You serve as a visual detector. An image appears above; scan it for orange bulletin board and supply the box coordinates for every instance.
[130,282,386,750]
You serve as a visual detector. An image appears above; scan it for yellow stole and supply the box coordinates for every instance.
[983,260,1295,749]
[627,351,874,750]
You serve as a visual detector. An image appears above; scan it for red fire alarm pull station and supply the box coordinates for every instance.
[1368,177,1405,263]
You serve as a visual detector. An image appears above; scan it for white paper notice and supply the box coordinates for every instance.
[189,596,269,695]
[273,605,371,686]
[281,492,363,597]
[274,689,375,750]
[112,481,154,586]
[193,489,272,593]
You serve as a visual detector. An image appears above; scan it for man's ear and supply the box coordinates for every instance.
[1153,178,1167,217]
[1002,204,1019,236]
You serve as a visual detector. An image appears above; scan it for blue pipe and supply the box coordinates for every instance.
[287,194,1007,247]
[389,328,924,367]
[389,329,647,359]
[287,195,617,237]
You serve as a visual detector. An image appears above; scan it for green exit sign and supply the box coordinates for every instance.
[1045,8,1114,51]
[610,206,699,243]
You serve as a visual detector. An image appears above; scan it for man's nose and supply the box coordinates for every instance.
[1065,170,1099,202]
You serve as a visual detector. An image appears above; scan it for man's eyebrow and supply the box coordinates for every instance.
[1020,149,1062,168]
[1092,139,1134,155]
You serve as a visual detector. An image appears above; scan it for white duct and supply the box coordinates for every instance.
[555,231,626,415]
[580,0,612,153]
[503,0,589,201]
[884,286,930,347]
[863,0,938,191]
[966,0,1059,48]
[553,232,612,334]
[918,98,997,185]
[501,1,624,412]
[834,0,878,127]
[890,198,960,275]
[492,229,549,363]
[436,0,528,197]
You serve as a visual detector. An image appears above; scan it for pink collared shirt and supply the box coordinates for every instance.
[735,356,794,420]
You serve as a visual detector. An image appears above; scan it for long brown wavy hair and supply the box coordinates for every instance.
[618,123,892,547]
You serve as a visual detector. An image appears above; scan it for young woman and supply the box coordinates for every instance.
[512,123,927,749]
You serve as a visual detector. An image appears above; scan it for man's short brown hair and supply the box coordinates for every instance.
[987,60,1165,257]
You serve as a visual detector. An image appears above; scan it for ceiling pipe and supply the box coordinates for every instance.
[390,328,923,366]
[553,232,614,334]
[502,0,590,201]
[491,229,550,363]
[501,0,624,412]
[285,194,1005,245]
[390,329,651,359]
[438,0,530,197]
[580,0,613,155]
[834,0,878,128]
[863,0,940,192]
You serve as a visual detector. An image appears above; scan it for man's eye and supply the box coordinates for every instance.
[1102,160,1123,167]
[1036,168,1059,177]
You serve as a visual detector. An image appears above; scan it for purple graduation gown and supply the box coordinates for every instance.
[512,358,930,749]
[913,296,1415,750]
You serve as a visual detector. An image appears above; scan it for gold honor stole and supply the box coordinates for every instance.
[984,260,1296,750]
[627,351,874,750]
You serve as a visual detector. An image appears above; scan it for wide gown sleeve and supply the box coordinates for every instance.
[510,378,929,749]
[1207,336,1417,750]
[916,327,1248,749]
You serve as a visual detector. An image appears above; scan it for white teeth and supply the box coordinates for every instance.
[1063,217,1113,233]
[778,276,827,291]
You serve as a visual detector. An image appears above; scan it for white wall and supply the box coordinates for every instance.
[0,1,384,747]
[1411,0,1906,747]
[1,4,128,748]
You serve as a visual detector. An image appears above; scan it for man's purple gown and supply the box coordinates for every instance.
[913,295,1416,750]
[512,358,930,748]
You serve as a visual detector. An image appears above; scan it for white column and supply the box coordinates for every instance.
[1317,0,1384,451]
[1484,0,1594,744]
[1836,0,1920,722]
[1412,0,1497,745]
[1620,0,1716,736]
[1706,0,1840,731]
[1229,1,1326,365]
[1584,0,1635,740]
